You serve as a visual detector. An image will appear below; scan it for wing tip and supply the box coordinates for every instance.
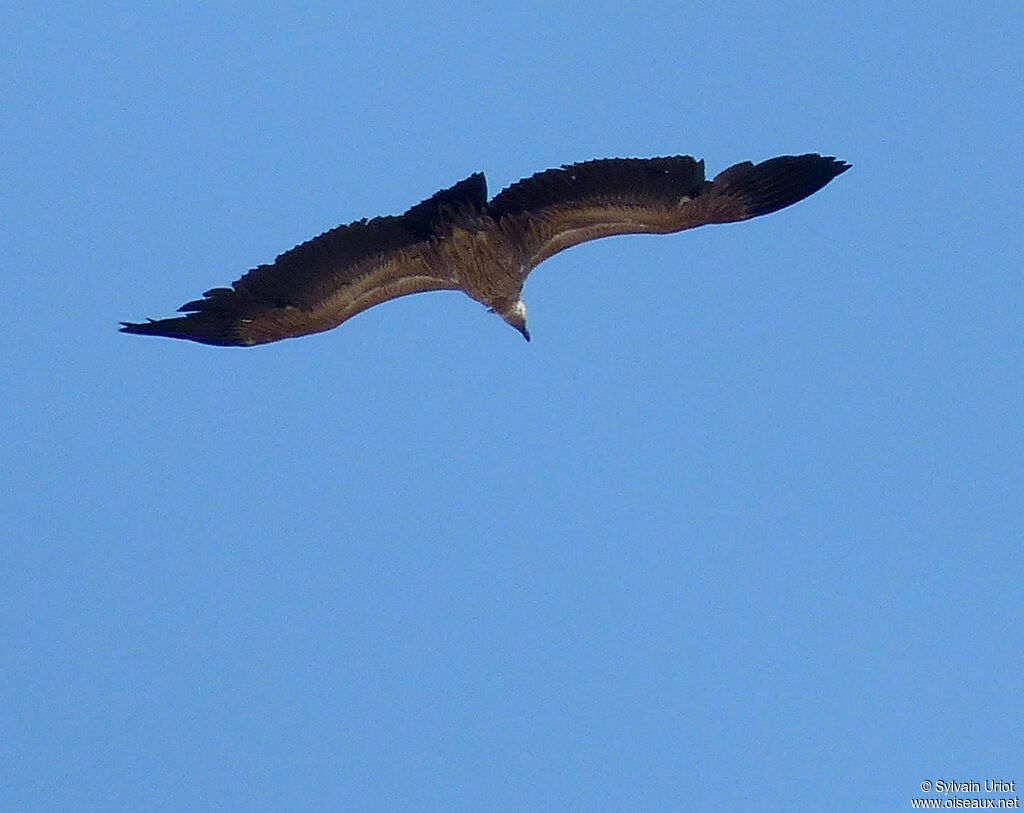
[119,319,157,334]
[821,154,852,177]
[714,153,851,218]
[119,315,247,346]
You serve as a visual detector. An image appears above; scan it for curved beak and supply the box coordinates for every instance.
[519,325,531,342]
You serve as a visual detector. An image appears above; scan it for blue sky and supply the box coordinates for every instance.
[3,1,1022,810]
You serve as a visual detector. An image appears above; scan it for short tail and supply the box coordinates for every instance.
[710,154,850,219]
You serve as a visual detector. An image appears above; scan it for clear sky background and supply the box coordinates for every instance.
[3,1,1021,810]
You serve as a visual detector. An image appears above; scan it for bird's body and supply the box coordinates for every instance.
[121,153,849,346]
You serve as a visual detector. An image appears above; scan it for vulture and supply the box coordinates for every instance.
[121,153,849,346]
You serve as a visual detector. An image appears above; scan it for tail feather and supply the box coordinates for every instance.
[711,154,850,219]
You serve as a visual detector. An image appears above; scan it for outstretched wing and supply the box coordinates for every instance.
[121,173,488,346]
[487,154,850,275]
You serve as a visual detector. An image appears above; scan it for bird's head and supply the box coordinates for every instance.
[498,299,530,342]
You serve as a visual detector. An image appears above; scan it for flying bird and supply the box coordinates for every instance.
[121,153,849,346]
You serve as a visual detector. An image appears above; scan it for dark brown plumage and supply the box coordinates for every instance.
[121,153,849,346]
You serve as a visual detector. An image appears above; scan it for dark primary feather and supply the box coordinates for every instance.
[703,154,850,220]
